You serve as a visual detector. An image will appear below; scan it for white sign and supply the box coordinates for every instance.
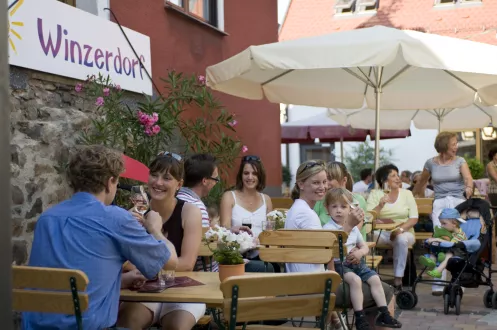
[7,0,153,95]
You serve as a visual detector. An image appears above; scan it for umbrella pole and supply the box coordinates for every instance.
[374,67,383,188]
[340,138,344,161]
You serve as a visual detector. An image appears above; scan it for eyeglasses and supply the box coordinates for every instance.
[242,155,261,162]
[298,161,325,175]
[209,177,220,183]
[157,151,182,161]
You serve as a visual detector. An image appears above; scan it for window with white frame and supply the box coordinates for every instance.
[166,0,224,30]
[58,0,110,19]
[334,0,378,15]
[356,0,378,12]
[434,0,482,5]
[334,0,356,14]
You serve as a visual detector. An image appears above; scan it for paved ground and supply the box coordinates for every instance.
[378,257,497,330]
[395,282,497,330]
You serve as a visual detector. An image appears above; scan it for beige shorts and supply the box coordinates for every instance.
[141,302,206,325]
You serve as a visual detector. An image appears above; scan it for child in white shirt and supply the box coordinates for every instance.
[324,188,401,330]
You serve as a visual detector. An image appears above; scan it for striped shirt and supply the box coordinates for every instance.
[177,187,218,272]
[177,188,210,227]
[451,228,467,243]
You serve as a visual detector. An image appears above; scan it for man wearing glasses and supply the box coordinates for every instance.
[177,153,273,273]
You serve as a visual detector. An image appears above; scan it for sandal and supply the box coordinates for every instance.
[419,255,436,270]
[355,315,371,330]
[427,269,443,278]
[393,284,403,294]
[375,312,402,329]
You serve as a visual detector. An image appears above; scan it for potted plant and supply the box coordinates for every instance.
[266,210,287,230]
[203,226,256,281]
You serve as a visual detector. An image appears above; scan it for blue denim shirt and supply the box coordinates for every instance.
[22,192,170,330]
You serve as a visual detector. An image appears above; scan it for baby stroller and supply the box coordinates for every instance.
[396,198,494,315]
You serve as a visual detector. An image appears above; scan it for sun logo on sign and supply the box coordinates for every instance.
[8,0,24,55]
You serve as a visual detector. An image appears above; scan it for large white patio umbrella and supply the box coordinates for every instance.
[206,26,497,171]
[328,103,497,132]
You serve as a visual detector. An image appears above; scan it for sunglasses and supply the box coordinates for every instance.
[157,151,182,161]
[298,161,325,175]
[242,155,261,162]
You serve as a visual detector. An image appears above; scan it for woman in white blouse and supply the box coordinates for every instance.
[285,160,364,273]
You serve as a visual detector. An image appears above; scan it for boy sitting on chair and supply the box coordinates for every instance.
[419,208,467,278]
[324,188,401,330]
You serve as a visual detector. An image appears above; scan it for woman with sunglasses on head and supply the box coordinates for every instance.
[117,152,205,330]
[220,155,273,241]
[286,161,395,330]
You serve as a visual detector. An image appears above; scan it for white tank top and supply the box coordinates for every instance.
[231,191,267,239]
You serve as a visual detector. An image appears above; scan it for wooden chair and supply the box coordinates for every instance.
[363,211,383,270]
[258,230,341,327]
[415,198,433,215]
[258,230,336,265]
[271,197,294,209]
[220,272,342,330]
[12,265,89,330]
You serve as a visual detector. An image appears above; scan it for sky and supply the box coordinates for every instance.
[276,0,439,172]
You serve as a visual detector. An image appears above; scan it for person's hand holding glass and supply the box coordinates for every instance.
[131,185,149,215]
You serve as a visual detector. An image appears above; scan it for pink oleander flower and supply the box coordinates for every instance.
[103,88,110,96]
[152,125,161,135]
[144,127,153,136]
[197,75,206,85]
[75,83,83,92]
[115,84,122,91]
[95,97,104,106]
[242,145,248,153]
[228,120,238,128]
[137,111,159,130]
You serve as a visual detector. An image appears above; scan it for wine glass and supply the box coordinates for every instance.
[131,186,149,215]
[383,182,391,194]
[351,199,360,209]
[242,217,253,228]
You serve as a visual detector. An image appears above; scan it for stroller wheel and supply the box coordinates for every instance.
[484,289,494,308]
[396,290,417,310]
[492,291,497,309]
[444,294,450,315]
[455,294,461,315]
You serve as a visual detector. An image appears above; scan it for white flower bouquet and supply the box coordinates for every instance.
[203,226,256,265]
[266,210,287,230]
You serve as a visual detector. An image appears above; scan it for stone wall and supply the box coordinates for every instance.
[9,66,144,265]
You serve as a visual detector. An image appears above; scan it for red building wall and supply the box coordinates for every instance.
[110,0,282,193]
[280,0,497,45]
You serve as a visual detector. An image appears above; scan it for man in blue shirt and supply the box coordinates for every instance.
[22,145,178,330]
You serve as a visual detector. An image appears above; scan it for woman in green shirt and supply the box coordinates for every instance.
[314,162,368,238]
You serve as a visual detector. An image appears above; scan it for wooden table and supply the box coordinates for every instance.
[374,222,401,231]
[120,272,223,308]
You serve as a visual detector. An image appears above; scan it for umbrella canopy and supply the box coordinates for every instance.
[206,26,497,170]
[121,155,149,183]
[329,103,497,132]
[281,111,410,143]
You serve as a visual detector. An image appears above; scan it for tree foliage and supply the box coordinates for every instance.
[344,141,394,182]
